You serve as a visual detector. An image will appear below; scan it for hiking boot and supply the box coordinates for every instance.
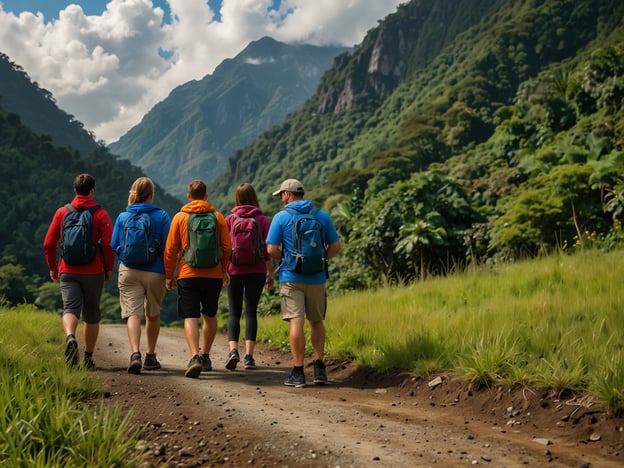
[201,354,212,372]
[128,352,142,374]
[313,359,327,384]
[185,355,203,378]
[284,370,306,388]
[83,355,96,371]
[65,335,79,367]
[225,349,240,370]
[243,354,256,369]
[143,353,161,370]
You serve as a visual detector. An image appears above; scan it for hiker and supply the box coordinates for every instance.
[163,179,231,378]
[43,173,115,370]
[266,179,341,387]
[111,177,171,374]
[224,183,274,370]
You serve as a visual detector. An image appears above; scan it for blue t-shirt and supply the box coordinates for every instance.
[111,202,171,273]
[266,199,340,284]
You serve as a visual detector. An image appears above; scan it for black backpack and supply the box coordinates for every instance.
[61,204,100,265]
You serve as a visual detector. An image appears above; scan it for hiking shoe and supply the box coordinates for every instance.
[65,335,79,367]
[127,352,142,374]
[243,354,256,369]
[201,354,212,372]
[313,359,327,384]
[225,349,240,370]
[143,353,161,370]
[185,355,203,378]
[284,370,306,388]
[83,356,96,371]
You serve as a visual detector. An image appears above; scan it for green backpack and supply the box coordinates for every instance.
[183,212,222,268]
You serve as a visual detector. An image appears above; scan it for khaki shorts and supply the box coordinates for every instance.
[279,282,327,322]
[118,264,166,319]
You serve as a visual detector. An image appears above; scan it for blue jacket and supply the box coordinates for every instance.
[111,203,171,273]
[266,199,340,285]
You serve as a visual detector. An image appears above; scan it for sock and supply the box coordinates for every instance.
[294,365,304,374]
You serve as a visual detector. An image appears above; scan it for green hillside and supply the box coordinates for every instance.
[0,107,182,319]
[207,0,624,287]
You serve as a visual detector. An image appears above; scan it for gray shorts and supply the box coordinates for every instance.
[118,264,166,320]
[279,282,327,322]
[60,273,105,324]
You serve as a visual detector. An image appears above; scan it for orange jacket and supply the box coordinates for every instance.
[164,199,231,280]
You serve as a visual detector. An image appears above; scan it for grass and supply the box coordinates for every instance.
[0,305,146,467]
[257,249,624,412]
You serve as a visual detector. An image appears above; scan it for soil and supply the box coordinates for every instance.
[89,324,624,467]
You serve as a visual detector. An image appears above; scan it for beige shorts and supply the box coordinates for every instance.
[118,264,166,319]
[279,282,327,322]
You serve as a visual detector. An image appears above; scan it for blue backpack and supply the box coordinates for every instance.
[285,207,326,274]
[61,204,100,265]
[121,212,159,266]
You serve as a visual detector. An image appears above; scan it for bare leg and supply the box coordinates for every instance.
[145,314,160,355]
[184,318,200,357]
[126,315,141,353]
[289,316,306,366]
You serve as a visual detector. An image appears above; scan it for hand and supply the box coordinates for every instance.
[166,278,177,291]
[222,272,230,287]
[50,270,59,282]
[265,276,274,290]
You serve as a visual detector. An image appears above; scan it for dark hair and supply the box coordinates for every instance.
[188,179,207,200]
[74,173,95,195]
[128,177,154,205]
[235,183,260,208]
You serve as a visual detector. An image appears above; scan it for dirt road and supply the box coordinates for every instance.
[91,324,623,467]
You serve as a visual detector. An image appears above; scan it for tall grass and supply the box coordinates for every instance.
[258,249,624,412]
[0,305,146,467]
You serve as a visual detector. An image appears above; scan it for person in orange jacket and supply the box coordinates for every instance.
[163,179,231,378]
[43,173,115,370]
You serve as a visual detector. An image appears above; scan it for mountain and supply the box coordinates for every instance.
[0,52,100,155]
[108,36,349,201]
[203,0,624,286]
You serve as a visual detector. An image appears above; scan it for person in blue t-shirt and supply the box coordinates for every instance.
[111,177,171,374]
[266,178,341,388]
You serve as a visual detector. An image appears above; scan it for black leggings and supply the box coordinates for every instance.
[226,273,266,342]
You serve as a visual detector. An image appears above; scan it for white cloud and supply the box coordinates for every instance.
[0,0,404,143]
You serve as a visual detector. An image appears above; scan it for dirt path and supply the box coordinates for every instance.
[90,324,623,467]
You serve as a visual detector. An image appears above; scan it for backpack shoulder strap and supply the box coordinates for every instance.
[65,203,75,212]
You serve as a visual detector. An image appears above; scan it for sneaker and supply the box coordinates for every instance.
[243,354,256,369]
[185,355,203,378]
[313,359,327,384]
[201,353,212,372]
[225,349,240,370]
[83,355,96,371]
[143,353,161,371]
[65,335,79,367]
[284,370,306,388]
[128,352,142,374]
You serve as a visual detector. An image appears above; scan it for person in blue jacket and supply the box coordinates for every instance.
[266,178,341,388]
[111,177,171,374]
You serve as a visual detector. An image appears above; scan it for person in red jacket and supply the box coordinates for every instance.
[43,173,115,370]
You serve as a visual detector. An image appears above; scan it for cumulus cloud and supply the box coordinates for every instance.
[0,0,403,143]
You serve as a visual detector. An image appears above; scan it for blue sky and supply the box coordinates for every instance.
[0,1,402,143]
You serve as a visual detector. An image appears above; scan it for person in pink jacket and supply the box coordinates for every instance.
[163,179,231,378]
[224,183,274,370]
[43,173,115,370]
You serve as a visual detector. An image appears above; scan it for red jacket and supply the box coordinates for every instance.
[43,195,115,275]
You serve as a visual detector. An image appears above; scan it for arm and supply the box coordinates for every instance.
[326,240,341,260]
